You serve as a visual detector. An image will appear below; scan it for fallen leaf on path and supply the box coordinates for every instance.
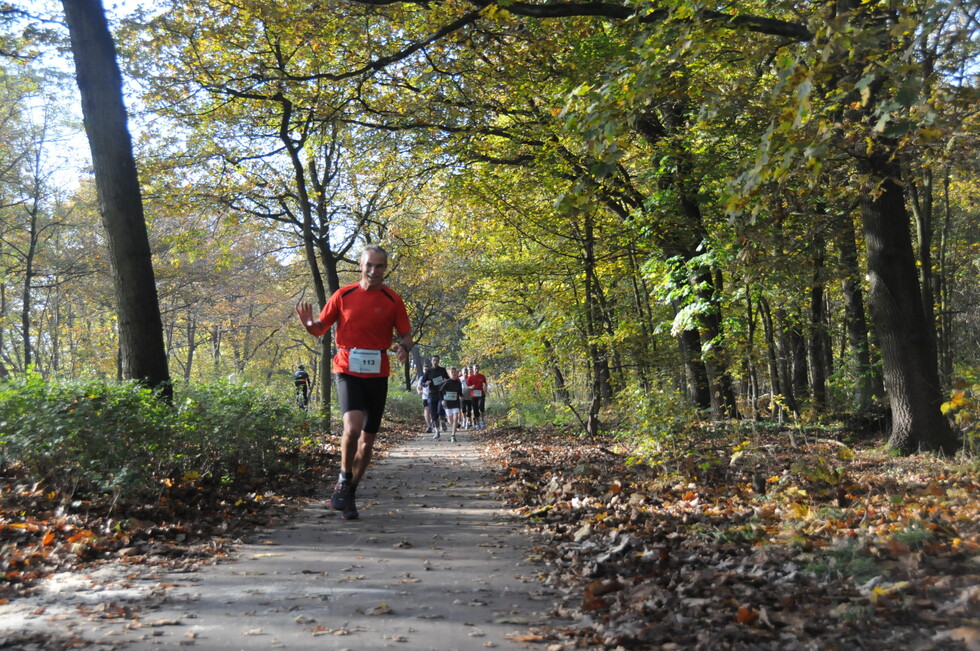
[494,616,532,624]
[362,602,393,616]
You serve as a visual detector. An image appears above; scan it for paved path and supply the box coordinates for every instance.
[1,432,556,649]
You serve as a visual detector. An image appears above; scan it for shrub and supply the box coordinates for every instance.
[0,375,311,498]
[613,380,698,462]
[384,383,424,424]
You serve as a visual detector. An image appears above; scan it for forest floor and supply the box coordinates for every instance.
[0,420,977,649]
[486,423,980,649]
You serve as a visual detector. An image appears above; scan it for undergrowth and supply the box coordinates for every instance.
[0,375,314,500]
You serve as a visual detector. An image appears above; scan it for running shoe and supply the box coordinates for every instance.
[341,486,358,520]
[330,480,350,511]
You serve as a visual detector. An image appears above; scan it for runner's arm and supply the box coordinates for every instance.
[392,330,414,364]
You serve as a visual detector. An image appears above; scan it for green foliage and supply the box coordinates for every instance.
[383,386,424,424]
[0,375,311,498]
[502,400,569,429]
[615,381,698,462]
[941,371,980,454]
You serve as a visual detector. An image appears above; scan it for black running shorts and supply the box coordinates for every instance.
[334,373,389,434]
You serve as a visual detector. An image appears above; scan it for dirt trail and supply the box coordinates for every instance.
[1,432,558,650]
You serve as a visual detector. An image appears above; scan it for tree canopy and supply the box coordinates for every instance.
[1,0,978,453]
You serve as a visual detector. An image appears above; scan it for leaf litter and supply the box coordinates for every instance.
[481,424,980,649]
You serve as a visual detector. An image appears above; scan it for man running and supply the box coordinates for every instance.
[442,367,463,442]
[416,362,433,433]
[295,244,413,520]
[467,364,488,428]
[423,355,450,437]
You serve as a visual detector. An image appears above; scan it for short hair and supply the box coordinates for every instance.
[361,244,388,263]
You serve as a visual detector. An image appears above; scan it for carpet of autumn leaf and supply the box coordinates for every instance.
[0,438,343,606]
[481,425,980,650]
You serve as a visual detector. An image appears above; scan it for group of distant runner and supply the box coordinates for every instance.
[416,355,487,442]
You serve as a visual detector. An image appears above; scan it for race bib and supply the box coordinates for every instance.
[444,391,458,401]
[349,348,382,374]
[432,376,444,387]
[472,389,483,397]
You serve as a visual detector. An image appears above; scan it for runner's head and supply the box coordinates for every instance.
[359,244,389,290]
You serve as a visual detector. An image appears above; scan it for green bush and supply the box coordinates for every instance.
[613,380,698,461]
[384,383,425,424]
[0,375,311,498]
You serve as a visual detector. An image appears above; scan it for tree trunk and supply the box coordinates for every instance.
[62,0,171,399]
[773,306,799,413]
[184,314,197,381]
[542,338,570,402]
[20,205,37,370]
[583,209,604,435]
[678,328,711,410]
[758,296,783,419]
[937,170,954,385]
[789,321,808,407]
[808,236,827,410]
[837,210,875,410]
[859,151,957,454]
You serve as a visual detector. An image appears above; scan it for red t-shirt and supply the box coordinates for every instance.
[467,374,487,397]
[312,283,411,377]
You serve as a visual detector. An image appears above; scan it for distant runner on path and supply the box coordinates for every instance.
[467,363,488,428]
[423,355,450,436]
[295,244,414,520]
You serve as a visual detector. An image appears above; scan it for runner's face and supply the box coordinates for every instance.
[360,251,388,289]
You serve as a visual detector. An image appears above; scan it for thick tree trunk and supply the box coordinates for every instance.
[678,328,711,410]
[859,152,957,454]
[62,0,171,398]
